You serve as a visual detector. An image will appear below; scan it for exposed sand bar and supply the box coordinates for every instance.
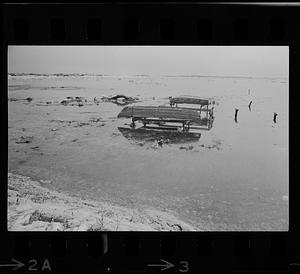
[7,173,196,231]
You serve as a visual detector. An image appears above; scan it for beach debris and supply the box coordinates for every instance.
[179,145,194,151]
[273,112,278,123]
[101,94,140,106]
[71,138,78,142]
[89,117,102,123]
[8,97,33,102]
[93,97,101,105]
[39,179,52,184]
[60,96,87,106]
[75,96,84,101]
[51,128,58,131]
[151,143,159,149]
[74,122,90,127]
[31,146,40,150]
[16,136,34,144]
[157,139,163,147]
[234,108,239,122]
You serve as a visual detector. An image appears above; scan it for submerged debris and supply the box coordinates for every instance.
[60,96,88,106]
[8,97,33,102]
[89,117,102,123]
[101,94,140,106]
[15,136,34,144]
[179,145,194,151]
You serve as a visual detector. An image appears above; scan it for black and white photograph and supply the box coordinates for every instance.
[7,46,288,231]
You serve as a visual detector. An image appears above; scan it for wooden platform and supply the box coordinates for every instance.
[169,95,214,106]
[117,106,207,124]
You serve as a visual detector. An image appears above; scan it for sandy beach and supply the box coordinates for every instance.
[8,74,289,231]
[8,173,195,231]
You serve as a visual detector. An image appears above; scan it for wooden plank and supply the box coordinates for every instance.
[134,118,190,123]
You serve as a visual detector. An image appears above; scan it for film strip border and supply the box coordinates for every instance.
[2,3,299,44]
[2,2,299,273]
[0,233,298,272]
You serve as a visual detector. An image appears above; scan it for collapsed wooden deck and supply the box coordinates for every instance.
[117,105,213,131]
[117,106,205,122]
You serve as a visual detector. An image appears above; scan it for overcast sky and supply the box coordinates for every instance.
[8,46,288,78]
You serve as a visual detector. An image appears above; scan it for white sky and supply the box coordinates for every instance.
[8,46,288,78]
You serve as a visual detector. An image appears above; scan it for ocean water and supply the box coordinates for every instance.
[8,75,289,230]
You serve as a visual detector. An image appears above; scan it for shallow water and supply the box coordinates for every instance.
[8,75,289,230]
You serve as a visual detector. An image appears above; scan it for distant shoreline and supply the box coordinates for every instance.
[8,173,196,231]
[8,72,287,81]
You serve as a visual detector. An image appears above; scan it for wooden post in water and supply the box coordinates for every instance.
[248,100,252,111]
[130,118,136,128]
[234,108,239,122]
[273,112,278,123]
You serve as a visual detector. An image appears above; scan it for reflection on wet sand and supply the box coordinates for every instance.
[118,127,201,144]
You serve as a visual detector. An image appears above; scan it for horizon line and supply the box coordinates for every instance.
[8,72,287,79]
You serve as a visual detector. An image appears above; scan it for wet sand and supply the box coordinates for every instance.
[8,75,289,231]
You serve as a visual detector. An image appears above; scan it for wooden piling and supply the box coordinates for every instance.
[235,108,239,122]
[273,112,278,123]
[248,101,252,110]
